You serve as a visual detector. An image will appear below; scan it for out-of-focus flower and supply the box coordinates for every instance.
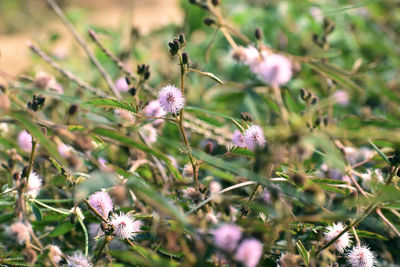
[278,252,301,267]
[141,124,157,144]
[361,169,384,190]
[115,109,135,124]
[158,85,185,114]
[0,94,10,112]
[333,90,350,106]
[18,130,33,153]
[183,164,194,177]
[7,222,31,245]
[48,245,63,265]
[232,46,261,66]
[347,246,375,267]
[232,130,246,147]
[309,6,323,22]
[209,181,222,194]
[206,211,219,224]
[0,123,9,135]
[34,72,54,89]
[212,224,242,251]
[143,100,167,126]
[98,157,113,172]
[70,207,85,221]
[251,53,292,86]
[110,212,142,240]
[66,252,92,267]
[57,142,72,158]
[235,238,263,267]
[88,191,113,218]
[26,172,42,199]
[115,77,130,92]
[324,222,352,253]
[244,125,265,150]
[344,147,373,166]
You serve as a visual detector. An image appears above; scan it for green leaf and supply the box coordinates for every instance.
[49,221,75,237]
[296,240,310,266]
[230,147,255,158]
[86,98,137,113]
[318,184,348,195]
[9,111,65,164]
[31,202,42,222]
[310,178,347,185]
[356,230,388,241]
[368,140,390,164]
[92,128,183,181]
[0,213,14,223]
[49,157,62,173]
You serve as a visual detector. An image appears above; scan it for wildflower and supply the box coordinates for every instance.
[110,212,142,239]
[347,246,375,267]
[324,222,352,253]
[26,172,42,198]
[98,157,113,172]
[232,130,246,147]
[361,169,384,190]
[183,164,194,177]
[0,122,9,134]
[206,211,219,224]
[140,124,157,144]
[7,222,31,245]
[183,187,202,203]
[278,252,301,267]
[209,181,222,194]
[88,191,113,218]
[158,85,185,114]
[18,130,33,153]
[232,46,261,66]
[34,72,54,89]
[212,224,242,251]
[57,142,72,158]
[66,252,92,267]
[333,90,349,106]
[344,147,373,166]
[251,53,292,86]
[143,100,167,126]
[115,109,135,124]
[48,245,63,265]
[244,125,265,150]
[115,77,130,92]
[235,238,263,267]
[70,207,85,221]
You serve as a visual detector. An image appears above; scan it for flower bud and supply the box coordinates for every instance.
[212,0,219,6]
[204,18,215,26]
[240,112,252,122]
[173,40,181,51]
[300,88,307,101]
[68,104,78,116]
[129,86,137,96]
[179,33,186,47]
[182,52,190,65]
[255,27,263,41]
[205,141,213,154]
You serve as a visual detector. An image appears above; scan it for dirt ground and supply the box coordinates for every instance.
[0,0,182,75]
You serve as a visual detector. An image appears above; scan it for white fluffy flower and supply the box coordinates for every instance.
[158,85,185,114]
[235,238,263,267]
[48,245,63,264]
[361,169,384,190]
[26,172,43,198]
[251,53,292,86]
[57,142,72,158]
[324,222,352,253]
[18,130,33,153]
[66,252,92,267]
[244,125,265,150]
[88,191,113,218]
[347,246,375,267]
[143,100,167,126]
[209,181,222,194]
[7,222,31,245]
[110,212,142,240]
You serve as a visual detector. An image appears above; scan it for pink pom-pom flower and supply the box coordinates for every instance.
[244,125,265,150]
[235,238,263,267]
[18,130,33,153]
[212,224,242,251]
[347,246,375,267]
[110,212,142,240]
[88,191,113,218]
[158,85,185,114]
[324,222,352,253]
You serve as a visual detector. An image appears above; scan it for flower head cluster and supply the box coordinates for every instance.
[140,124,158,144]
[233,46,292,86]
[158,85,185,114]
[18,130,33,153]
[26,172,43,199]
[88,191,113,218]
[48,245,63,265]
[232,130,246,147]
[66,252,93,267]
[57,142,72,158]
[110,212,142,240]
[347,246,375,267]
[212,224,242,251]
[361,169,384,190]
[143,100,167,126]
[235,238,263,267]
[324,222,352,253]
[244,125,265,150]
[7,222,31,245]
[333,90,350,106]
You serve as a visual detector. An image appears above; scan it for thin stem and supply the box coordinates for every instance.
[93,236,110,263]
[28,43,106,98]
[31,199,70,215]
[352,226,360,247]
[219,27,238,49]
[45,0,121,99]
[84,199,109,223]
[272,85,289,124]
[376,208,400,237]
[78,218,89,257]
[25,138,38,190]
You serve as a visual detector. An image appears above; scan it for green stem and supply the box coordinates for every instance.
[78,218,89,257]
[31,199,70,215]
